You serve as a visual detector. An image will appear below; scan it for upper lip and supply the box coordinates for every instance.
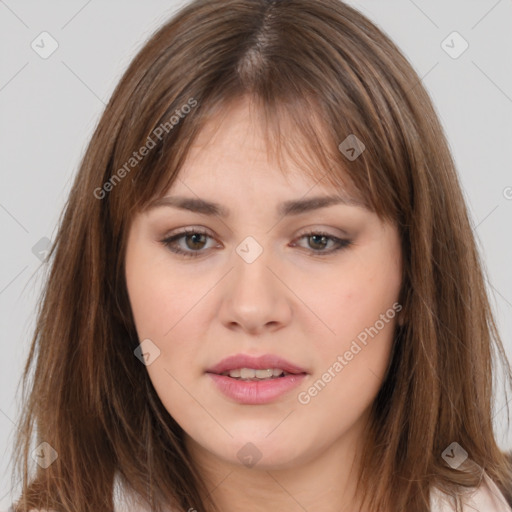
[206,354,308,375]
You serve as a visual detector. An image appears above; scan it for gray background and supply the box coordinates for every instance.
[1,0,511,507]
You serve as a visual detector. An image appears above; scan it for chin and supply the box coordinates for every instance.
[207,433,312,471]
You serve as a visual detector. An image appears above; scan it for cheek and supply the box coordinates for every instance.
[303,239,401,388]
[126,271,172,339]
[125,239,211,387]
[308,266,400,348]
[125,240,197,340]
[125,242,204,420]
[298,293,398,427]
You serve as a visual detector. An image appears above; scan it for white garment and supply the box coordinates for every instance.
[112,470,512,512]
[429,471,512,512]
[10,470,512,512]
[112,472,155,512]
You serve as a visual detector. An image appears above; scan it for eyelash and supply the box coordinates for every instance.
[160,228,353,259]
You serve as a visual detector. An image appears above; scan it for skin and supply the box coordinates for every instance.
[124,97,402,512]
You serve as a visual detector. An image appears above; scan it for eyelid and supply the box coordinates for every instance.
[293,225,350,239]
[160,226,353,259]
[161,225,349,241]
[161,226,216,243]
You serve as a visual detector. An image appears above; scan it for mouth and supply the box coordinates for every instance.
[205,354,308,404]
[218,368,296,381]
[206,353,308,378]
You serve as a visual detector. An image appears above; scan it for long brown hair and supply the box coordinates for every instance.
[10,0,512,511]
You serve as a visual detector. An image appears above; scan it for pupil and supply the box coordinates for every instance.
[185,234,328,251]
[310,235,327,250]
[187,233,206,250]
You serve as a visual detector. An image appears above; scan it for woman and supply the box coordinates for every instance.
[10,0,512,511]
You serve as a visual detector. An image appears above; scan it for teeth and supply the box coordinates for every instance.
[255,369,273,378]
[241,368,256,379]
[221,368,288,380]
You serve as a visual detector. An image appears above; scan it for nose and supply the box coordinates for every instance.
[217,245,293,335]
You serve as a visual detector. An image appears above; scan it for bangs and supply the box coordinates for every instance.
[129,89,385,224]
[104,0,413,230]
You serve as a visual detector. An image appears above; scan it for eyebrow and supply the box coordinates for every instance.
[146,194,367,217]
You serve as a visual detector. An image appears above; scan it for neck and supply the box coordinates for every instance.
[184,412,371,512]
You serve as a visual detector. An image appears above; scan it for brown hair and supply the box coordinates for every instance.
[10,0,512,511]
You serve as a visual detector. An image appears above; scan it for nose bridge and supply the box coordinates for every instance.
[232,234,278,299]
[218,233,292,333]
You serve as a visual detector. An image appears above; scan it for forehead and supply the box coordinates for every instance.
[172,96,362,202]
[180,97,285,184]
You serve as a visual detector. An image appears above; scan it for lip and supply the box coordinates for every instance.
[206,353,308,375]
[207,373,307,404]
[205,354,308,405]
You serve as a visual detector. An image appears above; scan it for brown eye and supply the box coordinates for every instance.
[293,231,353,256]
[307,234,330,251]
[161,229,217,258]
[184,233,208,250]
[161,229,352,259]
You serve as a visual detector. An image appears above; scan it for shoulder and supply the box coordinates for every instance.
[430,472,512,512]
[7,473,172,512]
[113,471,178,512]
[5,508,57,512]
[113,472,153,512]
[5,506,57,512]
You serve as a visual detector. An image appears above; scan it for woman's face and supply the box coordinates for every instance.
[125,98,403,471]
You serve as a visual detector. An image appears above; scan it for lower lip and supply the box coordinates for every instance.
[207,373,307,404]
